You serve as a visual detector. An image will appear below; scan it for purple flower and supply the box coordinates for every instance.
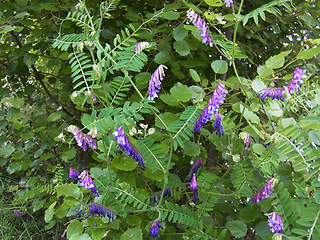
[113,126,146,167]
[149,219,163,238]
[92,94,96,101]
[148,65,167,100]
[88,203,114,223]
[152,186,171,205]
[69,168,79,179]
[267,212,284,234]
[78,170,100,197]
[13,210,25,217]
[85,135,97,149]
[189,174,199,202]
[253,179,276,203]
[285,67,306,94]
[70,126,97,151]
[240,132,250,149]
[188,158,202,181]
[187,9,213,47]
[75,131,87,151]
[214,111,224,137]
[224,0,233,7]
[193,82,227,133]
[135,42,150,54]
[259,87,284,101]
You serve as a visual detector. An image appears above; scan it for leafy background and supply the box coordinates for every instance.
[0,0,319,239]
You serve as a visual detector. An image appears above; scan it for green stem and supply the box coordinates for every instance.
[308,209,320,240]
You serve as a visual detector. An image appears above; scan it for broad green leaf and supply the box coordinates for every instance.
[173,24,188,41]
[1,97,24,108]
[205,0,224,7]
[211,60,228,74]
[189,85,205,103]
[240,105,260,124]
[296,47,320,59]
[266,55,284,69]
[45,202,56,223]
[47,112,62,122]
[112,156,138,171]
[62,148,77,161]
[315,188,320,204]
[155,112,180,128]
[239,207,259,223]
[21,132,34,139]
[251,78,266,92]
[126,215,141,226]
[266,101,283,117]
[163,11,180,20]
[70,233,91,240]
[7,162,22,174]
[226,220,247,238]
[308,130,320,145]
[135,72,151,89]
[255,221,272,238]
[257,65,273,77]
[92,228,108,240]
[56,183,81,198]
[67,220,83,239]
[252,143,266,155]
[0,144,15,158]
[160,94,179,106]
[174,40,190,56]
[183,141,200,156]
[189,69,201,82]
[170,83,193,102]
[300,116,320,130]
[154,51,170,64]
[120,226,142,240]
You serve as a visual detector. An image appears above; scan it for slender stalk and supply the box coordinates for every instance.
[308,209,320,240]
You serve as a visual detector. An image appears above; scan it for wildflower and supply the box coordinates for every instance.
[224,0,233,7]
[113,126,146,167]
[85,134,97,149]
[193,82,227,133]
[135,42,150,54]
[214,111,224,137]
[92,94,96,101]
[149,219,163,238]
[88,203,114,223]
[267,212,284,234]
[69,168,79,179]
[189,174,199,202]
[285,68,306,94]
[188,158,202,181]
[13,210,25,217]
[75,131,87,151]
[253,179,277,203]
[239,132,250,149]
[259,87,284,101]
[67,125,80,135]
[152,186,171,205]
[69,126,97,151]
[187,9,213,47]
[78,170,100,197]
[148,65,167,100]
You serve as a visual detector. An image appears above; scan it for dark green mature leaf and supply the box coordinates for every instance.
[173,25,188,41]
[120,226,142,240]
[226,220,247,238]
[170,83,193,102]
[211,60,228,74]
[174,40,190,56]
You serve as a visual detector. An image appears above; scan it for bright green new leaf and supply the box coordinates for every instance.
[120,226,142,240]
[308,130,320,145]
[205,0,224,7]
[170,83,193,102]
[211,60,228,74]
[183,141,200,156]
[56,183,81,198]
[47,112,62,122]
[112,156,138,171]
[300,116,320,130]
[163,11,180,20]
[67,220,83,239]
[296,46,320,59]
[62,148,77,161]
[45,202,56,223]
[160,94,179,106]
[189,69,201,82]
[251,78,266,92]
[0,144,15,158]
[252,143,266,155]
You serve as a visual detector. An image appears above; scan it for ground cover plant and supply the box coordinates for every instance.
[0,0,320,239]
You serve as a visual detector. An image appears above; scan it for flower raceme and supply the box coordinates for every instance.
[193,82,228,134]
[135,41,150,54]
[152,186,171,205]
[149,219,163,238]
[253,178,277,203]
[13,210,25,217]
[224,0,233,7]
[67,125,97,151]
[187,9,213,47]
[88,203,114,223]
[113,126,146,167]
[148,65,167,100]
[69,168,99,197]
[267,212,284,234]
[258,68,306,101]
[189,174,199,202]
[188,158,202,181]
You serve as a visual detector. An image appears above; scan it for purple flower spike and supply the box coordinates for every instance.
[193,82,227,133]
[253,179,276,203]
[78,170,100,197]
[149,219,163,238]
[75,131,87,151]
[188,158,202,181]
[285,67,306,94]
[267,212,284,234]
[244,134,250,149]
[148,65,167,100]
[214,111,224,137]
[113,126,146,167]
[85,135,97,149]
[13,210,25,217]
[189,174,198,191]
[135,42,150,54]
[259,87,284,101]
[187,9,213,47]
[69,168,79,179]
[224,0,233,7]
[152,186,171,205]
[89,203,114,223]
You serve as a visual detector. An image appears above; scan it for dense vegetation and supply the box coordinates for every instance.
[0,0,319,239]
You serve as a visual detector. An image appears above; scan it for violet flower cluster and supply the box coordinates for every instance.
[186,9,213,47]
[267,212,284,234]
[135,42,150,54]
[69,168,99,197]
[224,0,233,7]
[148,65,167,100]
[13,210,25,217]
[113,126,146,167]
[193,82,228,135]
[253,179,276,204]
[239,132,250,149]
[258,68,306,101]
[189,174,199,202]
[67,125,97,151]
[152,186,171,205]
[149,219,163,238]
[88,203,114,223]
[188,158,202,181]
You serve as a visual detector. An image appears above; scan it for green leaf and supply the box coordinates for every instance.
[300,116,320,130]
[174,40,190,56]
[16,0,28,6]
[314,188,320,204]
[67,220,83,239]
[173,25,188,41]
[0,144,15,158]
[205,0,224,7]
[163,11,180,20]
[56,183,81,198]
[257,65,273,78]
[1,97,24,108]
[266,50,291,69]
[155,112,180,128]
[7,162,22,174]
[266,101,283,117]
[308,130,320,145]
[120,226,142,240]
[189,85,205,103]
[211,60,228,74]
[251,78,266,92]
[240,105,260,124]
[62,148,77,161]
[183,141,200,156]
[112,156,138,171]
[45,202,56,223]
[170,83,193,102]
[155,51,170,64]
[252,143,266,155]
[126,215,141,226]
[255,221,271,238]
[160,94,179,106]
[21,132,34,139]
[189,69,201,82]
[47,112,62,122]
[296,47,320,59]
[226,220,247,238]
[239,207,259,223]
